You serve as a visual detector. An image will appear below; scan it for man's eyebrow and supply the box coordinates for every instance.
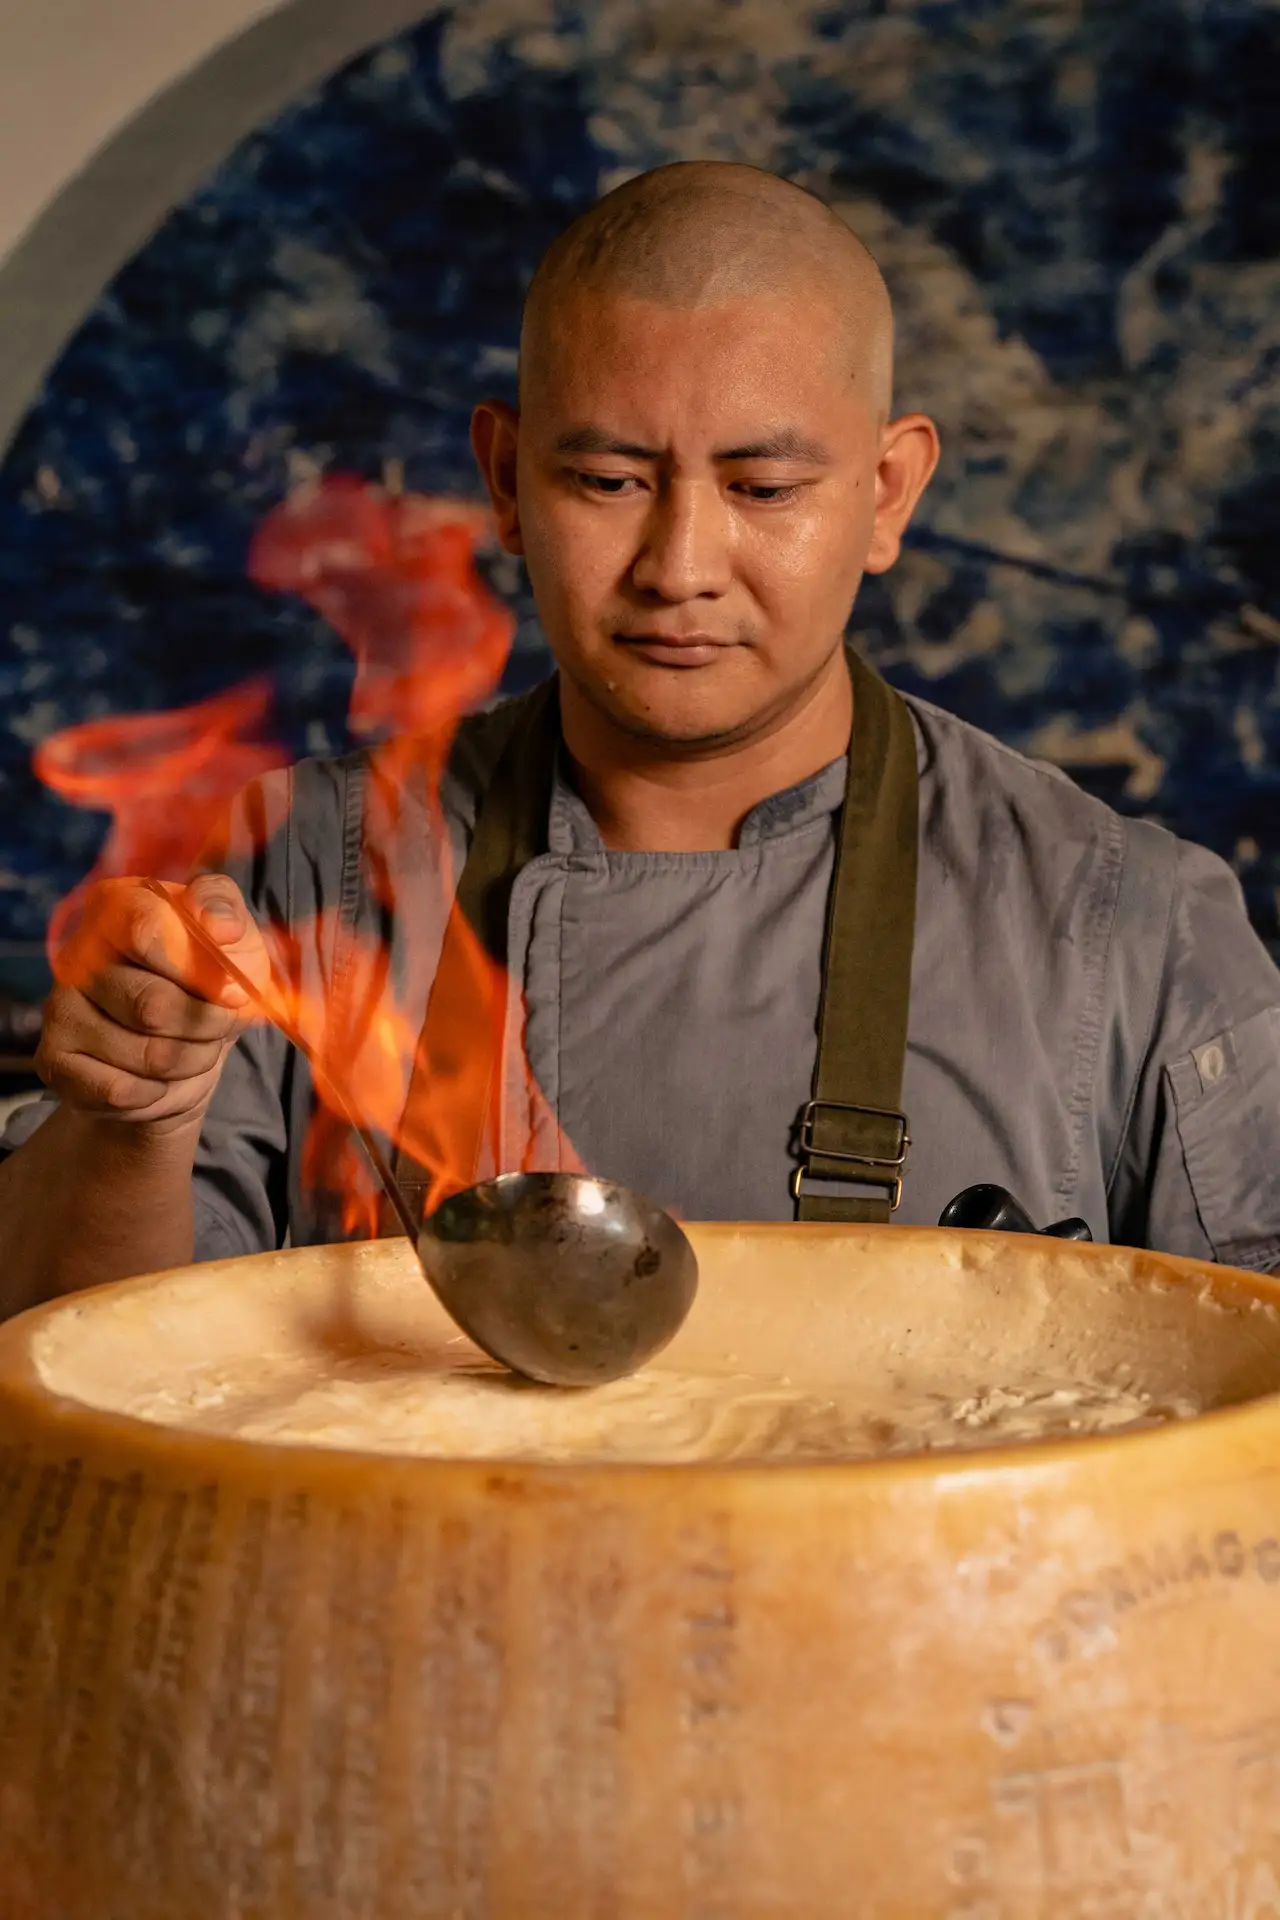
[554,427,661,458]
[553,426,831,463]
[713,430,831,464]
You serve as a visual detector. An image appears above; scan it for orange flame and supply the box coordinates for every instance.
[35,677,288,962]
[267,911,513,1236]
[248,475,511,750]
[249,476,550,1230]
[36,474,580,1239]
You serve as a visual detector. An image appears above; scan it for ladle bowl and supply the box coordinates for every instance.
[420,1170,699,1386]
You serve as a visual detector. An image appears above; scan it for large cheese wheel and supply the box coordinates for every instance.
[3,1223,1280,1916]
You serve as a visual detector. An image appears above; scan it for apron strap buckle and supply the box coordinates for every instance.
[791,1100,911,1212]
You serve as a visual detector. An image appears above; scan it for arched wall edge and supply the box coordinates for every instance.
[0,0,441,461]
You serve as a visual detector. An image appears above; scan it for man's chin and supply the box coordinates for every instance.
[575,665,762,751]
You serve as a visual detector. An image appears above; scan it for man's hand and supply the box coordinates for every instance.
[36,873,272,1135]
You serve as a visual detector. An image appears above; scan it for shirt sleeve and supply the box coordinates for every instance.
[1109,836,1280,1269]
[187,767,296,1259]
[0,769,296,1265]
[189,1019,292,1260]
[0,1034,290,1265]
[0,1093,54,1158]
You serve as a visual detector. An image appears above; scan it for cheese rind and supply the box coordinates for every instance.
[2,1226,1280,1917]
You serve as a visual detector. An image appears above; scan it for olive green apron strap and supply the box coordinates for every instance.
[386,678,561,1228]
[793,648,919,1225]
[385,650,916,1233]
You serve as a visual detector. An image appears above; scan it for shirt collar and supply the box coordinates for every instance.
[547,750,848,857]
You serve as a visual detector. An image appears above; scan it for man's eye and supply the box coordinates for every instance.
[735,483,799,503]
[577,473,637,495]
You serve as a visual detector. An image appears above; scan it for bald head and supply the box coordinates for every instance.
[520,162,894,419]
[473,162,938,765]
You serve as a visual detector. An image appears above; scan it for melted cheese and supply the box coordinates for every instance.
[117,1349,1200,1464]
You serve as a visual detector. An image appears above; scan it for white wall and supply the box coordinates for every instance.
[0,0,436,463]
[0,0,291,268]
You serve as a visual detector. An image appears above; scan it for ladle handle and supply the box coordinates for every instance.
[938,1182,1093,1241]
[141,878,420,1244]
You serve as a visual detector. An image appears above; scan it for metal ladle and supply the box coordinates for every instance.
[143,880,699,1386]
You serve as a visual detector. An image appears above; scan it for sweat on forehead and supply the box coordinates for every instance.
[519,161,894,414]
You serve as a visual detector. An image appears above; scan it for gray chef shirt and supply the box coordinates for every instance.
[6,686,1280,1270]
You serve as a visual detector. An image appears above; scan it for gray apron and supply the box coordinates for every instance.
[389,646,918,1226]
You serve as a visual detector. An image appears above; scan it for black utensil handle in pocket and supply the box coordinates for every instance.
[938,1183,1093,1242]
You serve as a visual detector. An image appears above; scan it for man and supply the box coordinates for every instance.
[2,161,1279,1314]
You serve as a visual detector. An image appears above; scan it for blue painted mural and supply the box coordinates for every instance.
[1,0,1277,964]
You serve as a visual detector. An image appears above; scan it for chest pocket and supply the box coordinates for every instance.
[1167,1004,1280,1269]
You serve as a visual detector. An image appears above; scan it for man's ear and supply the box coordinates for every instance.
[864,413,940,575]
[470,400,524,554]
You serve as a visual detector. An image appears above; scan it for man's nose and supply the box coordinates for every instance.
[630,481,733,601]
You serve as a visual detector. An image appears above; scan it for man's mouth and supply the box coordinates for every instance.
[613,633,735,668]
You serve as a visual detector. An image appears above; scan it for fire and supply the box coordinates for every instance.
[249,475,553,1229]
[248,475,511,750]
[274,913,512,1236]
[34,473,578,1241]
[35,678,287,960]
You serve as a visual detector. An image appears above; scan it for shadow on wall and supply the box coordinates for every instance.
[0,0,1276,965]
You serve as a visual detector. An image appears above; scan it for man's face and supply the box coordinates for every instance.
[476,289,929,748]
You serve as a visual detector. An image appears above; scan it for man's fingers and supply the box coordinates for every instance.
[87,962,242,1044]
[182,872,249,943]
[56,875,270,1010]
[36,977,231,1121]
[38,1041,163,1114]
[163,874,276,1002]
[119,884,250,1004]
[55,879,226,1004]
[41,986,229,1085]
[36,1031,217,1117]
[35,874,268,1132]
